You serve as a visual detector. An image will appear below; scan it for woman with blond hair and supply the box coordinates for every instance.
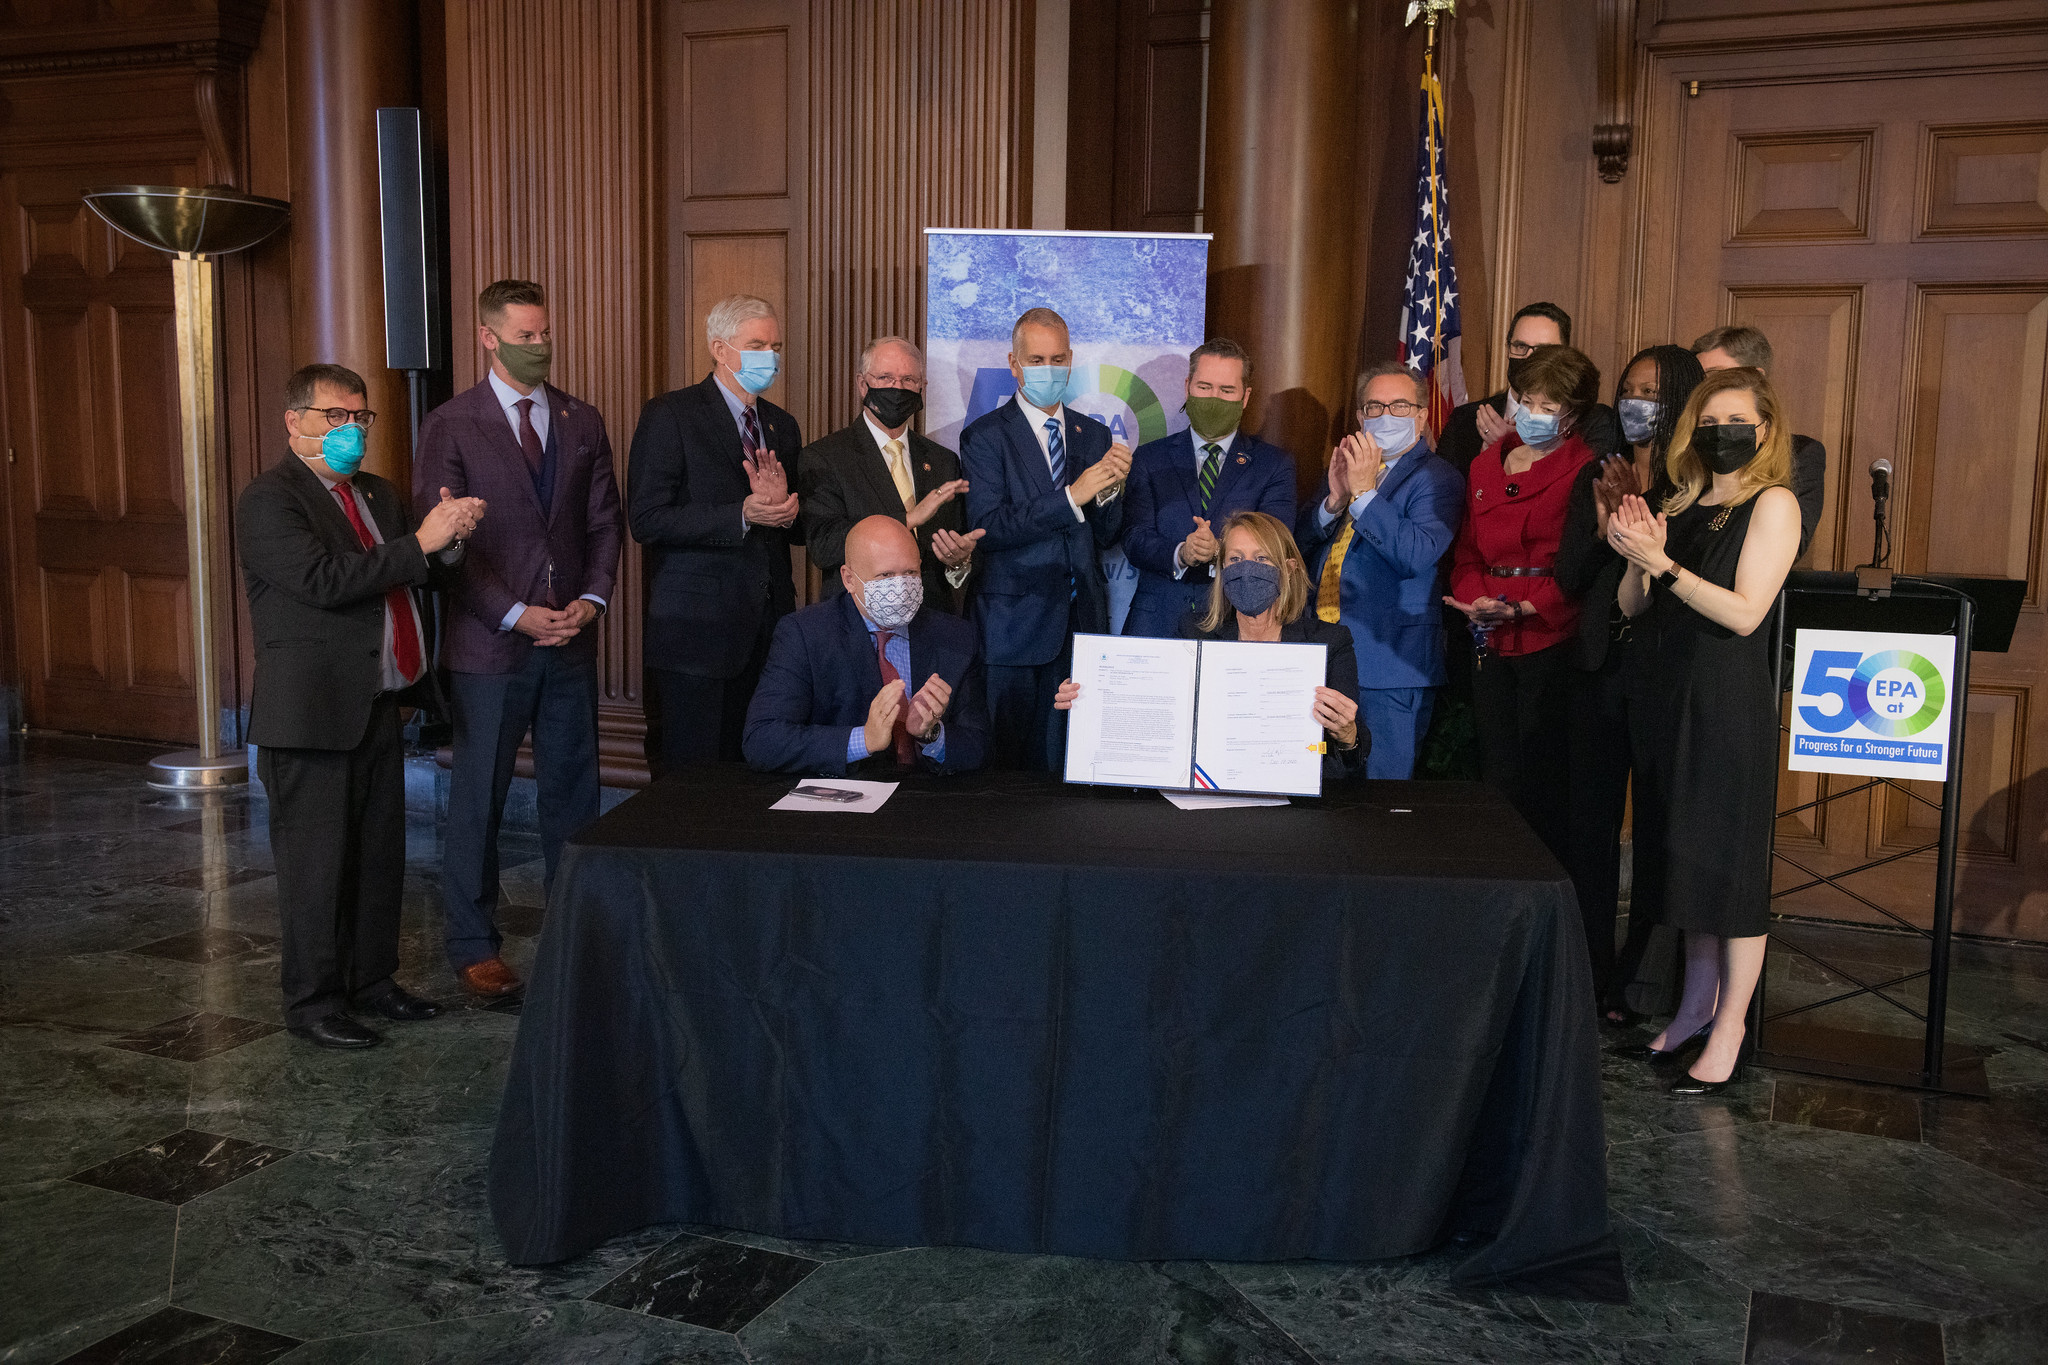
[1056,511,1366,776]
[1606,366,1802,1094]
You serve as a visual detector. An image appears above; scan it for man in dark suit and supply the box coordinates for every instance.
[412,279,621,998]
[1436,302,1621,476]
[960,307,1132,769]
[799,335,983,610]
[628,293,803,769]
[238,364,485,1049]
[1120,338,1296,637]
[1692,325,1828,557]
[744,516,988,775]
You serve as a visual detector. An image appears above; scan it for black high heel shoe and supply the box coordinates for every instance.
[1612,1021,1712,1064]
[1670,1035,1757,1096]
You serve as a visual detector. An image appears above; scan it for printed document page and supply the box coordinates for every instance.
[1190,639,1326,797]
[1063,633,1198,789]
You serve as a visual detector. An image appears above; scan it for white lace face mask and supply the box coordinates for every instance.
[857,571,923,629]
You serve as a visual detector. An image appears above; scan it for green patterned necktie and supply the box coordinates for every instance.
[1198,442,1222,514]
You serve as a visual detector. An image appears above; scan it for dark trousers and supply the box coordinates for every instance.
[443,644,601,969]
[654,619,775,771]
[1470,640,1573,866]
[986,616,1075,772]
[257,694,406,1028]
[1565,660,1634,995]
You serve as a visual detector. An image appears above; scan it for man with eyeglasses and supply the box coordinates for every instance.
[413,279,622,1000]
[1436,302,1621,476]
[799,335,981,611]
[1295,363,1465,780]
[239,363,486,1048]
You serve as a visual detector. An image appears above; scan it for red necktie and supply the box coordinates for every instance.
[515,398,544,476]
[331,481,424,683]
[875,629,914,767]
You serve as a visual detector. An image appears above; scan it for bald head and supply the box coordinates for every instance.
[841,515,921,605]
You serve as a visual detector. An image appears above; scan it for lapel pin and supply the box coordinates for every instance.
[1236,455,1247,464]
[921,462,931,472]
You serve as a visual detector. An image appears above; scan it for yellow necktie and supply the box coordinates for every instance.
[885,438,914,510]
[1316,518,1354,623]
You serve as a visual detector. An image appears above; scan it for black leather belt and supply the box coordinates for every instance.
[1484,565,1554,577]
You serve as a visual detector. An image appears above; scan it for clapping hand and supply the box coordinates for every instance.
[1475,403,1513,449]
[1605,493,1669,572]
[418,489,487,553]
[863,680,905,755]
[1073,443,1133,504]
[1324,443,1352,513]
[906,478,969,530]
[1341,430,1384,498]
[743,447,799,527]
[931,526,984,568]
[1181,515,1219,568]
[905,674,951,740]
[1591,455,1644,539]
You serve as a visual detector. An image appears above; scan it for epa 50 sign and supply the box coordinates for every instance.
[1788,629,1955,780]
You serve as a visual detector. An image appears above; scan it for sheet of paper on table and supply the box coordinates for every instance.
[770,779,899,813]
[1161,790,1290,810]
[1191,639,1327,797]
[1063,633,1199,789]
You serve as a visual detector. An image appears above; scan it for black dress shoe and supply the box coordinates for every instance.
[1672,1037,1756,1095]
[1613,1021,1713,1064]
[288,1014,382,1049]
[358,986,441,1022]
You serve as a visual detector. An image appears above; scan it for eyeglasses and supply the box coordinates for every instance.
[295,406,377,430]
[865,374,924,390]
[1506,341,1536,359]
[1361,400,1425,419]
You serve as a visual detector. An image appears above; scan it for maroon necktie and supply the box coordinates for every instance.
[330,481,423,683]
[515,397,544,476]
[875,630,914,767]
[741,405,763,463]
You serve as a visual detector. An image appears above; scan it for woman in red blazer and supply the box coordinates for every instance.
[1446,345,1604,863]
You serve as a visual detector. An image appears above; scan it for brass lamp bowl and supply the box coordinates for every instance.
[82,184,289,258]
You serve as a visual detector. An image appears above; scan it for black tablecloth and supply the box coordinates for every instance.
[490,769,1626,1301]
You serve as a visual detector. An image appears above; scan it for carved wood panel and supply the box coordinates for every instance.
[1730,130,1872,243]
[1921,121,2048,238]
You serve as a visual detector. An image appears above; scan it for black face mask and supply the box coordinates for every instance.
[1693,422,1759,475]
[862,386,924,428]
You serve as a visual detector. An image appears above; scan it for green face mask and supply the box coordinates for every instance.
[1184,395,1243,441]
[491,335,553,387]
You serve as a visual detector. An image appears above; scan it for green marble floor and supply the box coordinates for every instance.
[3,733,2046,1364]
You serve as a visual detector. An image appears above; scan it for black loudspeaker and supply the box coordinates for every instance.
[376,107,443,372]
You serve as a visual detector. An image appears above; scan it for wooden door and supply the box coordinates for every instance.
[1638,52,2048,940]
[2,155,201,743]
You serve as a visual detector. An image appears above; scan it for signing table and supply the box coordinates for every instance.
[490,768,1626,1301]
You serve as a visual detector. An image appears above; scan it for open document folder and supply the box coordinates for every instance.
[1062,632,1327,797]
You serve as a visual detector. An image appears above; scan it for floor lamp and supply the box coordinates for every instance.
[81,185,289,791]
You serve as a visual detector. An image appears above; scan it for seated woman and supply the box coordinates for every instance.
[1057,510,1365,775]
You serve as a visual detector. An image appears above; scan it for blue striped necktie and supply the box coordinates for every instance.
[1044,417,1065,486]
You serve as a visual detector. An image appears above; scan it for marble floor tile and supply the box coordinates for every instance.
[0,1038,192,1186]
[589,1233,819,1334]
[1,892,212,960]
[170,1137,681,1341]
[1602,1044,1775,1149]
[108,1011,281,1063]
[1742,1290,1944,1365]
[1607,1121,2048,1321]
[161,808,261,835]
[1919,1087,2048,1196]
[129,929,278,966]
[0,951,209,1033]
[740,1251,1320,1365]
[0,1180,178,1364]
[680,1224,903,1263]
[270,1302,745,1365]
[69,1129,293,1206]
[150,866,274,893]
[1770,1078,1924,1141]
[1943,1301,2048,1365]
[55,1305,300,1365]
[1219,1218,1749,1365]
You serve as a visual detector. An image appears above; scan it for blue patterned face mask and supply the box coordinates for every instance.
[857,571,923,629]
[1617,398,1662,446]
[1221,559,1283,617]
[731,348,780,394]
[1018,365,1070,409]
[316,420,366,477]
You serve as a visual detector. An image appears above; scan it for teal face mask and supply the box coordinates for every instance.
[318,421,366,477]
[1018,365,1070,409]
[732,349,780,394]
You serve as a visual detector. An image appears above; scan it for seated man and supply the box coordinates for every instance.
[743,515,989,775]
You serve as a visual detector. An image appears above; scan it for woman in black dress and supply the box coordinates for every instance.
[1606,367,1802,1094]
[1556,345,1704,1022]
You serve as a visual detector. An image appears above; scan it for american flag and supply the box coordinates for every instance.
[1397,53,1468,436]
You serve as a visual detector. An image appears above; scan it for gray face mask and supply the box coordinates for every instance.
[858,571,923,629]
[1221,560,1283,617]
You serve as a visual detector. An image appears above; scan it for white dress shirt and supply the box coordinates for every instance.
[1013,392,1086,523]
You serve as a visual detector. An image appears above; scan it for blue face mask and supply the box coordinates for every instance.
[1221,559,1284,617]
[730,348,780,395]
[1514,408,1564,447]
[1617,397,1661,447]
[1361,413,1420,457]
[1018,365,1071,409]
[317,420,366,477]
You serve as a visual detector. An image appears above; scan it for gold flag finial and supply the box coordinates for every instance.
[1406,0,1459,51]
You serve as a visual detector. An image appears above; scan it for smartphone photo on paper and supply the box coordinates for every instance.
[791,785,865,804]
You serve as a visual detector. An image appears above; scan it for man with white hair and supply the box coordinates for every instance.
[628,293,805,769]
[800,334,982,611]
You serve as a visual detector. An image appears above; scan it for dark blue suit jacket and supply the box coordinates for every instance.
[1121,428,1296,638]
[961,398,1124,668]
[1294,442,1465,689]
[742,592,988,775]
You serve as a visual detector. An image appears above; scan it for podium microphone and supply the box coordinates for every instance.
[1869,457,1893,569]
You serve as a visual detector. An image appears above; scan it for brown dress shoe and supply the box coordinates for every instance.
[458,958,522,996]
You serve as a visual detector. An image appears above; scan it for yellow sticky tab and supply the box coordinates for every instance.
[1308,741,1328,754]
